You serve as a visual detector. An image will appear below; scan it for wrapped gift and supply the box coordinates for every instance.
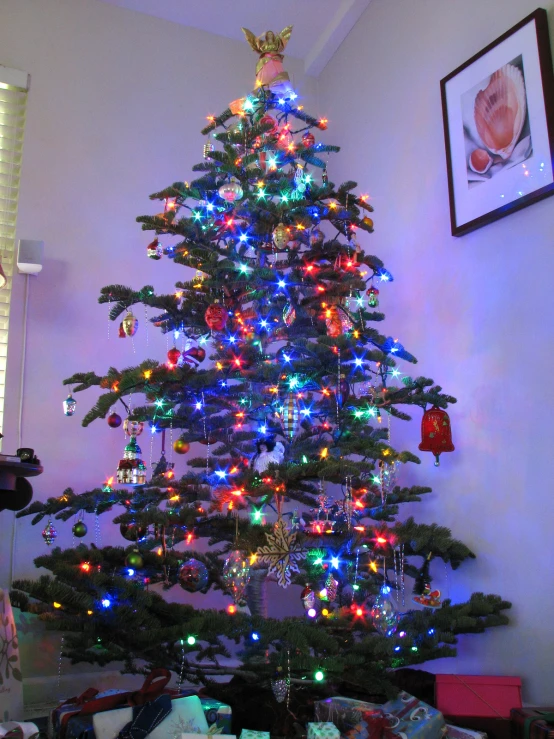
[93,694,209,739]
[382,691,446,739]
[308,723,341,739]
[436,676,522,719]
[447,724,487,739]
[510,709,554,739]
[52,669,194,739]
[200,698,232,734]
[53,689,125,739]
[314,697,385,739]
[239,732,270,739]
[0,722,39,739]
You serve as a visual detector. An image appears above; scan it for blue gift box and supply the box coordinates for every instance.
[382,691,446,739]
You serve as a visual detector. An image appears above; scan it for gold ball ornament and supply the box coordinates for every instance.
[173,439,190,455]
[362,216,374,230]
[273,223,290,249]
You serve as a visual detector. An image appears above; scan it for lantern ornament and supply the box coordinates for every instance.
[418,405,455,466]
[63,394,77,417]
[205,302,228,332]
[367,286,380,307]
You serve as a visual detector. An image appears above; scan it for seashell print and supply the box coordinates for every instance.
[469,147,493,174]
[474,63,527,160]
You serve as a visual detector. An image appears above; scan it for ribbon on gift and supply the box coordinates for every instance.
[523,713,554,739]
[118,695,172,739]
[80,669,173,715]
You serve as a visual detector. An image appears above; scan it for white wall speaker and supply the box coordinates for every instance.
[17,239,44,275]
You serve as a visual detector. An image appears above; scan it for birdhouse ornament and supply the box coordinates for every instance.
[117,436,147,485]
[418,405,454,466]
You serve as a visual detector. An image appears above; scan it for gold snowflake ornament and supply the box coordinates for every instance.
[256,518,306,588]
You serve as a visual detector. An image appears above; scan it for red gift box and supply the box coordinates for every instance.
[510,708,554,739]
[436,675,522,719]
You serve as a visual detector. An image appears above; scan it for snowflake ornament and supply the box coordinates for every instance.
[256,518,306,588]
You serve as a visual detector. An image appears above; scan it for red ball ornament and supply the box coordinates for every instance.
[418,406,455,466]
[199,435,216,445]
[107,413,122,428]
[173,439,190,455]
[205,303,228,332]
[302,131,315,147]
[260,114,278,135]
[167,347,181,365]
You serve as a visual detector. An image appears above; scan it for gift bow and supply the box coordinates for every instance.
[118,694,172,739]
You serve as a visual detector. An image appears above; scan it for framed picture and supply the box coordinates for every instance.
[440,8,554,236]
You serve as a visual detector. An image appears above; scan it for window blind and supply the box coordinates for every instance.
[0,65,29,438]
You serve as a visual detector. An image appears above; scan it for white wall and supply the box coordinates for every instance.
[319,0,554,704]
[0,0,317,707]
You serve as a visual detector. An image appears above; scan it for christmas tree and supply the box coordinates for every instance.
[13,25,510,730]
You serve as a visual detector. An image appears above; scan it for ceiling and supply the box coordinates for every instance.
[94,0,371,76]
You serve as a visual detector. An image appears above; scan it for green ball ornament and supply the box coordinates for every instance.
[72,521,88,538]
[120,522,147,541]
[125,550,144,569]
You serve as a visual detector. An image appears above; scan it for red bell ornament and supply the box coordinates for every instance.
[418,405,455,466]
[205,303,228,332]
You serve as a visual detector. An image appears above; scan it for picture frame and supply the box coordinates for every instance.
[440,8,554,236]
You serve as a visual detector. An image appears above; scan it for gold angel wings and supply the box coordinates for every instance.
[241,26,294,93]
